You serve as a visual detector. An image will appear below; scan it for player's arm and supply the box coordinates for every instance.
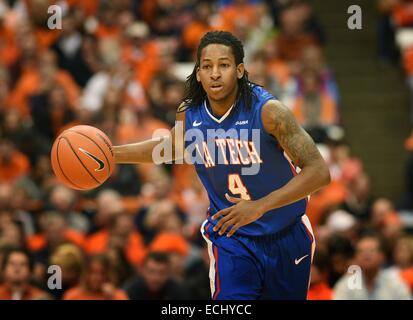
[212,100,330,237]
[113,104,186,164]
[257,99,331,209]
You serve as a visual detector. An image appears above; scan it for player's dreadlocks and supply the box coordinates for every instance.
[180,31,257,112]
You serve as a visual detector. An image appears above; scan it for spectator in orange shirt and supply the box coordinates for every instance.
[393,235,413,271]
[93,2,121,41]
[29,83,76,142]
[25,0,62,50]
[369,198,403,246]
[149,232,190,282]
[0,217,26,249]
[88,189,124,233]
[136,198,186,245]
[123,251,190,300]
[217,0,259,33]
[9,50,80,119]
[308,251,334,300]
[1,108,50,166]
[182,1,215,57]
[47,185,89,234]
[63,254,128,300]
[391,235,413,293]
[48,243,85,299]
[121,22,161,90]
[291,69,338,135]
[0,248,51,300]
[0,139,30,183]
[298,45,339,105]
[275,4,319,63]
[27,211,85,276]
[248,50,284,98]
[85,213,146,268]
[0,17,20,67]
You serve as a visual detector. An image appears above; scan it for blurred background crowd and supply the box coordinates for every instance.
[0,0,412,300]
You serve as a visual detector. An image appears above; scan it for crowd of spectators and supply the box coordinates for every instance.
[0,0,412,300]
[378,0,413,209]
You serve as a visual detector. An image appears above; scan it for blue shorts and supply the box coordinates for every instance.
[200,215,315,300]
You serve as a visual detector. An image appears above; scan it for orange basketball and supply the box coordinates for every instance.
[50,125,114,190]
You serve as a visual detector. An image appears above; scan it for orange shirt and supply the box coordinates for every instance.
[0,284,50,300]
[27,229,85,252]
[66,0,99,16]
[85,230,146,266]
[0,151,30,183]
[33,28,62,51]
[306,180,347,227]
[400,267,413,292]
[403,47,413,76]
[268,59,292,87]
[217,4,258,33]
[182,22,213,52]
[392,3,413,27]
[149,232,190,257]
[307,282,334,300]
[276,34,318,62]
[121,40,161,90]
[0,25,20,66]
[292,93,338,127]
[63,286,128,300]
[9,69,80,118]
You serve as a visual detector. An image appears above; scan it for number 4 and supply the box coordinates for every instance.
[228,174,251,200]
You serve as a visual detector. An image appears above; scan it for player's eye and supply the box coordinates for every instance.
[220,63,229,68]
[202,65,211,70]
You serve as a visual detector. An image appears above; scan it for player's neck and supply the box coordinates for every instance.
[207,86,238,117]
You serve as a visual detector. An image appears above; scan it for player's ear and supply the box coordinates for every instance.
[236,63,244,79]
[196,66,201,82]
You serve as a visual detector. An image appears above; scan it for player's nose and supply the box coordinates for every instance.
[210,65,221,80]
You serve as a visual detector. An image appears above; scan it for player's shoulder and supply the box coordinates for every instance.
[176,101,187,122]
[260,99,291,135]
[251,84,275,102]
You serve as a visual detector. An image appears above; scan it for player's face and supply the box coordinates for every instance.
[196,44,244,105]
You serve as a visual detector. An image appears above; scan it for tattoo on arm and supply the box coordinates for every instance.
[262,100,322,169]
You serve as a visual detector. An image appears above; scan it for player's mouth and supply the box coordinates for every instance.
[210,83,223,92]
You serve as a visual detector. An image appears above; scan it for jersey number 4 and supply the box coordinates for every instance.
[228,174,251,200]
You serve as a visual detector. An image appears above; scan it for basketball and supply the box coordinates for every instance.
[50,125,114,190]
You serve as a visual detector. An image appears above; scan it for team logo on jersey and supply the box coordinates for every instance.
[151,121,263,175]
[235,120,248,125]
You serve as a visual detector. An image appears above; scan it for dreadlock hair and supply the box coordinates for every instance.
[181,31,257,112]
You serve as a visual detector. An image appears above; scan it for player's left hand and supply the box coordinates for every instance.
[211,193,265,237]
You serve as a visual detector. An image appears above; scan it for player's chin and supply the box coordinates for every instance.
[206,87,227,101]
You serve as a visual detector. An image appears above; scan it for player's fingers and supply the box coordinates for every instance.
[218,217,237,236]
[227,223,242,237]
[213,212,234,231]
[225,193,242,204]
[212,207,231,220]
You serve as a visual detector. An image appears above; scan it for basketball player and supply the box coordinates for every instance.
[113,31,330,299]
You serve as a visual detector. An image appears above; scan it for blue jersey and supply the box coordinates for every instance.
[184,85,308,236]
